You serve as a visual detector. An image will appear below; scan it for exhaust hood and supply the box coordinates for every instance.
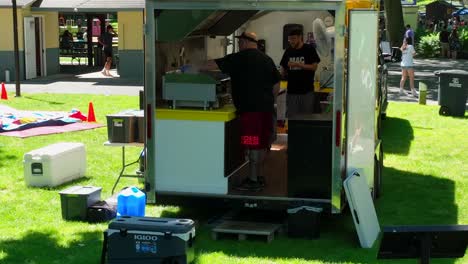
[157,10,259,42]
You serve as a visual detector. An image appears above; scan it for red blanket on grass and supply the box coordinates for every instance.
[0,105,103,138]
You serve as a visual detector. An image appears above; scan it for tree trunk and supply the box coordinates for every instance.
[383,0,405,47]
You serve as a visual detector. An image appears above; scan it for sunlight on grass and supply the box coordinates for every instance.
[0,96,466,264]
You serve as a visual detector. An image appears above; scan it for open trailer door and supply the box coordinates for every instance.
[345,9,378,190]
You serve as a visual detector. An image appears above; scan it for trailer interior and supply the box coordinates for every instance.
[144,1,381,214]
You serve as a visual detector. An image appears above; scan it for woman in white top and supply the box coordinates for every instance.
[400,37,418,97]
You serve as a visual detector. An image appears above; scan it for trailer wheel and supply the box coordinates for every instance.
[439,106,450,116]
[373,145,383,200]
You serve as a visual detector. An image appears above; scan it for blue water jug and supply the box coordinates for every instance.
[117,187,146,217]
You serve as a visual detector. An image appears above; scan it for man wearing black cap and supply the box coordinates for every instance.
[202,31,280,191]
[280,29,320,117]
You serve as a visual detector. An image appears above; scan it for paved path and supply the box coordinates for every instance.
[4,69,143,96]
[386,58,468,106]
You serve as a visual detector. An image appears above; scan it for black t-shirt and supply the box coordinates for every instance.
[100,32,114,48]
[215,49,280,112]
[280,43,321,94]
[439,30,450,43]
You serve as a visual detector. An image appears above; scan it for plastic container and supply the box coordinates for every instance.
[117,187,146,217]
[24,142,86,187]
[106,112,137,143]
[106,110,144,143]
[287,206,323,239]
[59,186,102,221]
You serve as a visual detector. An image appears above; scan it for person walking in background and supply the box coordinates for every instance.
[404,24,415,46]
[439,25,450,58]
[399,37,418,97]
[98,25,117,77]
[449,28,461,59]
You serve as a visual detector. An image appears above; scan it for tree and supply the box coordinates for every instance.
[383,0,405,47]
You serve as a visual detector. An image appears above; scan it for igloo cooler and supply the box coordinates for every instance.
[103,216,195,264]
[24,142,86,187]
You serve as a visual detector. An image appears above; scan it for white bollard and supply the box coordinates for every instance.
[5,70,10,83]
[419,82,427,105]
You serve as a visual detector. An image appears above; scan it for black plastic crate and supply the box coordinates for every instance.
[287,206,322,239]
[59,186,102,221]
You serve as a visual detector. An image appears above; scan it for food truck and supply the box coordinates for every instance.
[142,0,385,216]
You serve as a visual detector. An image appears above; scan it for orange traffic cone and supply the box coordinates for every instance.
[87,102,96,122]
[1,82,7,100]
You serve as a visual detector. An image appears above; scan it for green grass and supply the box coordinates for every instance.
[60,57,89,65]
[0,95,467,264]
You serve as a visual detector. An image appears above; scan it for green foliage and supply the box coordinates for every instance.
[416,0,437,6]
[414,27,433,44]
[416,32,440,57]
[458,27,468,51]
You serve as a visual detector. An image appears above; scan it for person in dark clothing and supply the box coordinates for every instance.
[449,28,461,59]
[280,29,320,117]
[60,30,73,53]
[201,31,280,191]
[76,26,84,40]
[439,26,450,58]
[98,25,117,76]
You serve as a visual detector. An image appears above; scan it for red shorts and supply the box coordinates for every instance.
[240,112,273,149]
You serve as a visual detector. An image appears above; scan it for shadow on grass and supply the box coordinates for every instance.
[381,116,414,155]
[378,167,458,226]
[0,146,17,168]
[23,96,65,105]
[42,176,93,191]
[0,230,103,264]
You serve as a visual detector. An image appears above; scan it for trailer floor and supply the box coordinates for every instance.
[229,134,288,197]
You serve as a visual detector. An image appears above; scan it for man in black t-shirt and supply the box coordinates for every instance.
[280,29,320,117]
[201,32,280,191]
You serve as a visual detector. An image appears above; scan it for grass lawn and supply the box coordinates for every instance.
[0,94,466,264]
[60,57,89,65]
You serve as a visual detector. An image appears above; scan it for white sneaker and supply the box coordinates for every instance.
[399,89,405,95]
[412,89,418,97]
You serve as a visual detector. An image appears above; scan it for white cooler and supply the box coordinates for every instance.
[24,142,86,187]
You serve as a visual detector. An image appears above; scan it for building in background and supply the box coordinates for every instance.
[401,0,419,30]
[426,0,464,23]
[0,0,144,81]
